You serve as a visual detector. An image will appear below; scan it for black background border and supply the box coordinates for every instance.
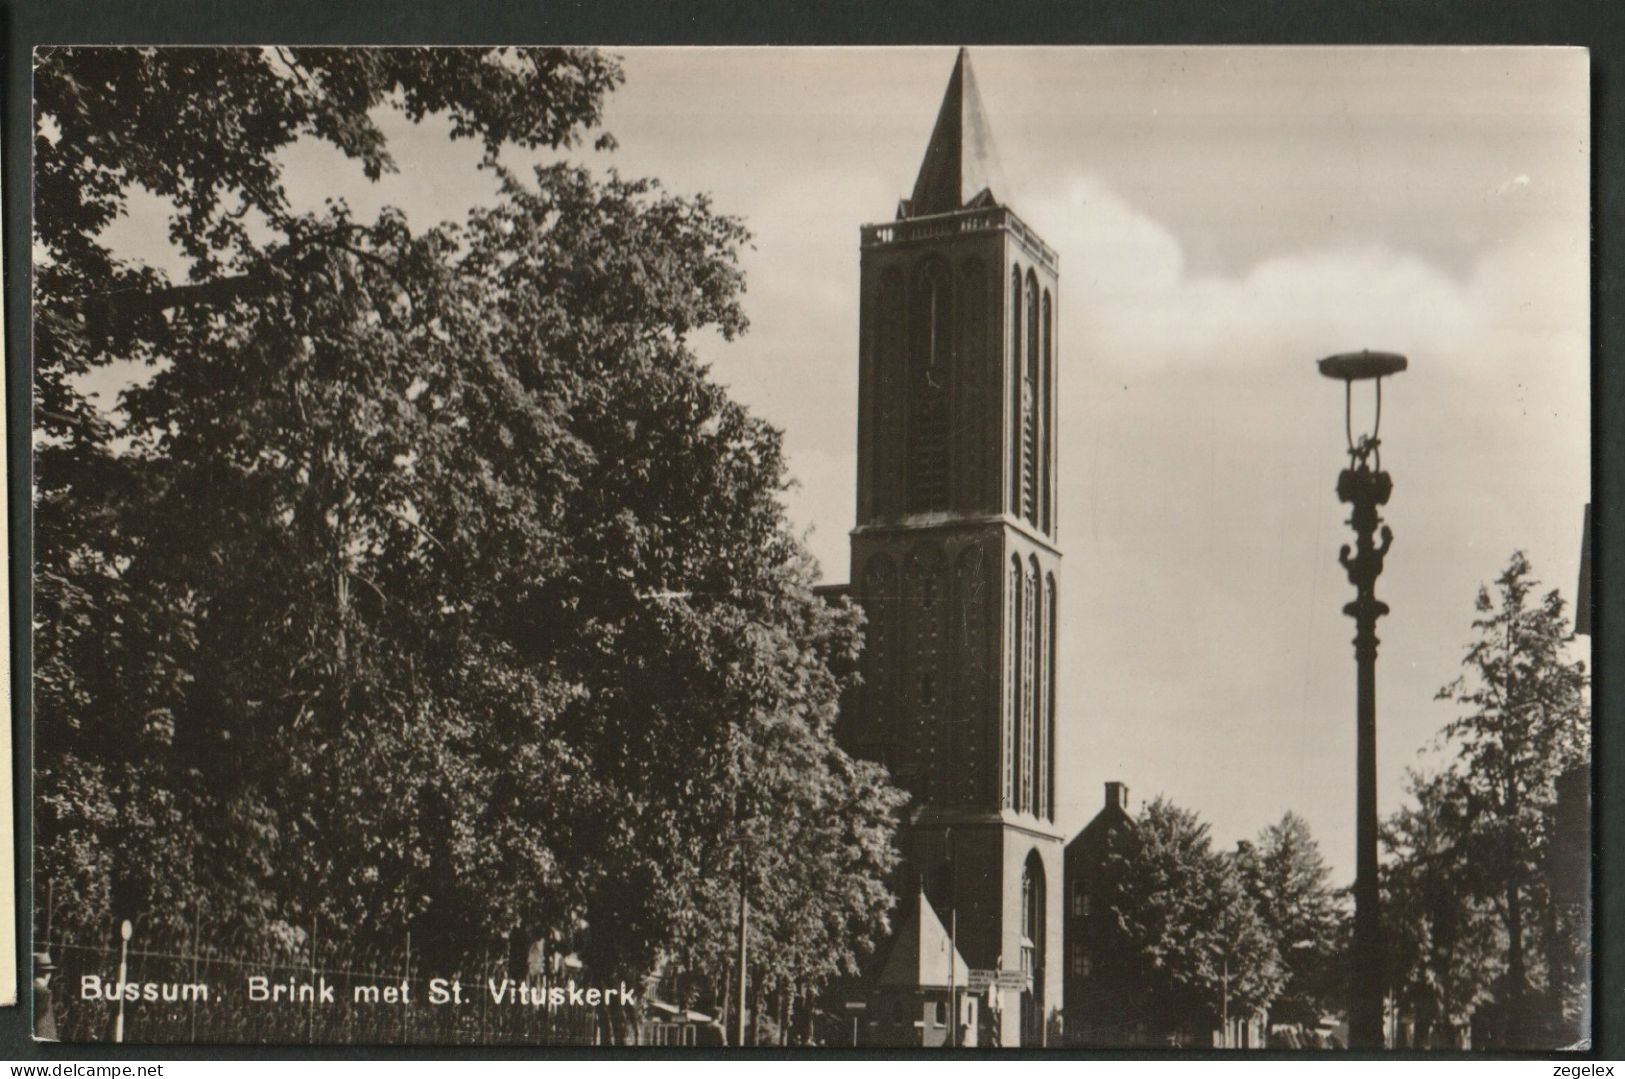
[2,0,1619,1062]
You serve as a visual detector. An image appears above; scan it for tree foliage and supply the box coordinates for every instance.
[35,46,623,453]
[1235,812,1345,1027]
[1093,798,1283,1042]
[1381,770,1503,1048]
[34,46,905,1015]
[659,717,904,1037]
[1433,551,1588,1042]
[1380,550,1589,1047]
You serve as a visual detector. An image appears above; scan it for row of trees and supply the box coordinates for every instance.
[1085,803,1345,1045]
[34,46,907,1038]
[1081,552,1587,1051]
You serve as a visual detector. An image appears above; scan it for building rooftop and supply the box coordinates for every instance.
[876,889,972,990]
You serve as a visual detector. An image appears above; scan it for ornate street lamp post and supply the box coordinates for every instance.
[1318,350,1407,1051]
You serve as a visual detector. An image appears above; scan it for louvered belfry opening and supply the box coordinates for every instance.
[907,260,952,513]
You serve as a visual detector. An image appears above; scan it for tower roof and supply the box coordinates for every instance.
[904,48,1012,219]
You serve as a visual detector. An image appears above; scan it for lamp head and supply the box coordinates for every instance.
[1318,350,1408,381]
[1318,350,1409,468]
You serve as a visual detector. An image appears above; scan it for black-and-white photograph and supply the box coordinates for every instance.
[30,45,1590,1049]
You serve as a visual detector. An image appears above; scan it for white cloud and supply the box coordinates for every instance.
[1001,173,1588,869]
[736,162,1587,873]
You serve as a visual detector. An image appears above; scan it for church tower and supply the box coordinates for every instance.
[845,49,1063,1046]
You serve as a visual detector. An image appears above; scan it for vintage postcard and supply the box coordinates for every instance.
[29,46,1590,1048]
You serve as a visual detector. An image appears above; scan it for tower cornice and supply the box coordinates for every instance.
[909,806,1067,843]
[851,512,1063,559]
[860,204,1058,274]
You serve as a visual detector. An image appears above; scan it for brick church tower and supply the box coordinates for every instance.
[843,49,1063,1046]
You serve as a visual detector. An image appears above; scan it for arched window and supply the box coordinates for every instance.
[1020,557,1037,813]
[875,269,904,516]
[1021,858,1041,967]
[907,543,947,801]
[861,555,896,756]
[957,258,985,510]
[1040,289,1053,534]
[1022,271,1040,525]
[908,261,951,511]
[954,544,987,802]
[1020,850,1046,1043]
[1040,572,1057,820]
[1009,266,1023,513]
[1003,554,1020,809]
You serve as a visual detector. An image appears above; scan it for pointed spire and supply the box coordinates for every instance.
[905,48,1011,219]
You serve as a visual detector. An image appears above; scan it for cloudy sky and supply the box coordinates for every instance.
[97,46,1590,882]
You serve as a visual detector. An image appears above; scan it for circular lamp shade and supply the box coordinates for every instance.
[1317,350,1408,381]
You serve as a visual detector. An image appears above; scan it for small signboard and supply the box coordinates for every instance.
[966,969,1030,991]
[843,1001,867,1012]
[966,969,996,991]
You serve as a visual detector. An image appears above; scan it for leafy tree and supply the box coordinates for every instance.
[660,712,905,1042]
[34,45,907,1023]
[35,44,623,941]
[35,46,622,457]
[1094,798,1283,1043]
[1236,812,1345,1028]
[1381,770,1503,1048]
[1431,551,1589,1044]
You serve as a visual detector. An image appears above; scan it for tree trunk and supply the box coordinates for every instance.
[1507,881,1526,1042]
[720,965,731,1047]
[1415,992,1434,1050]
[595,1003,609,1045]
[735,883,749,1047]
[1543,883,1562,1037]
[751,978,764,1046]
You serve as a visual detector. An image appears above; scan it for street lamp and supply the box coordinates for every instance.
[1317,349,1407,1051]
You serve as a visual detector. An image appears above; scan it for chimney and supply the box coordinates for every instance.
[1105,781,1128,811]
